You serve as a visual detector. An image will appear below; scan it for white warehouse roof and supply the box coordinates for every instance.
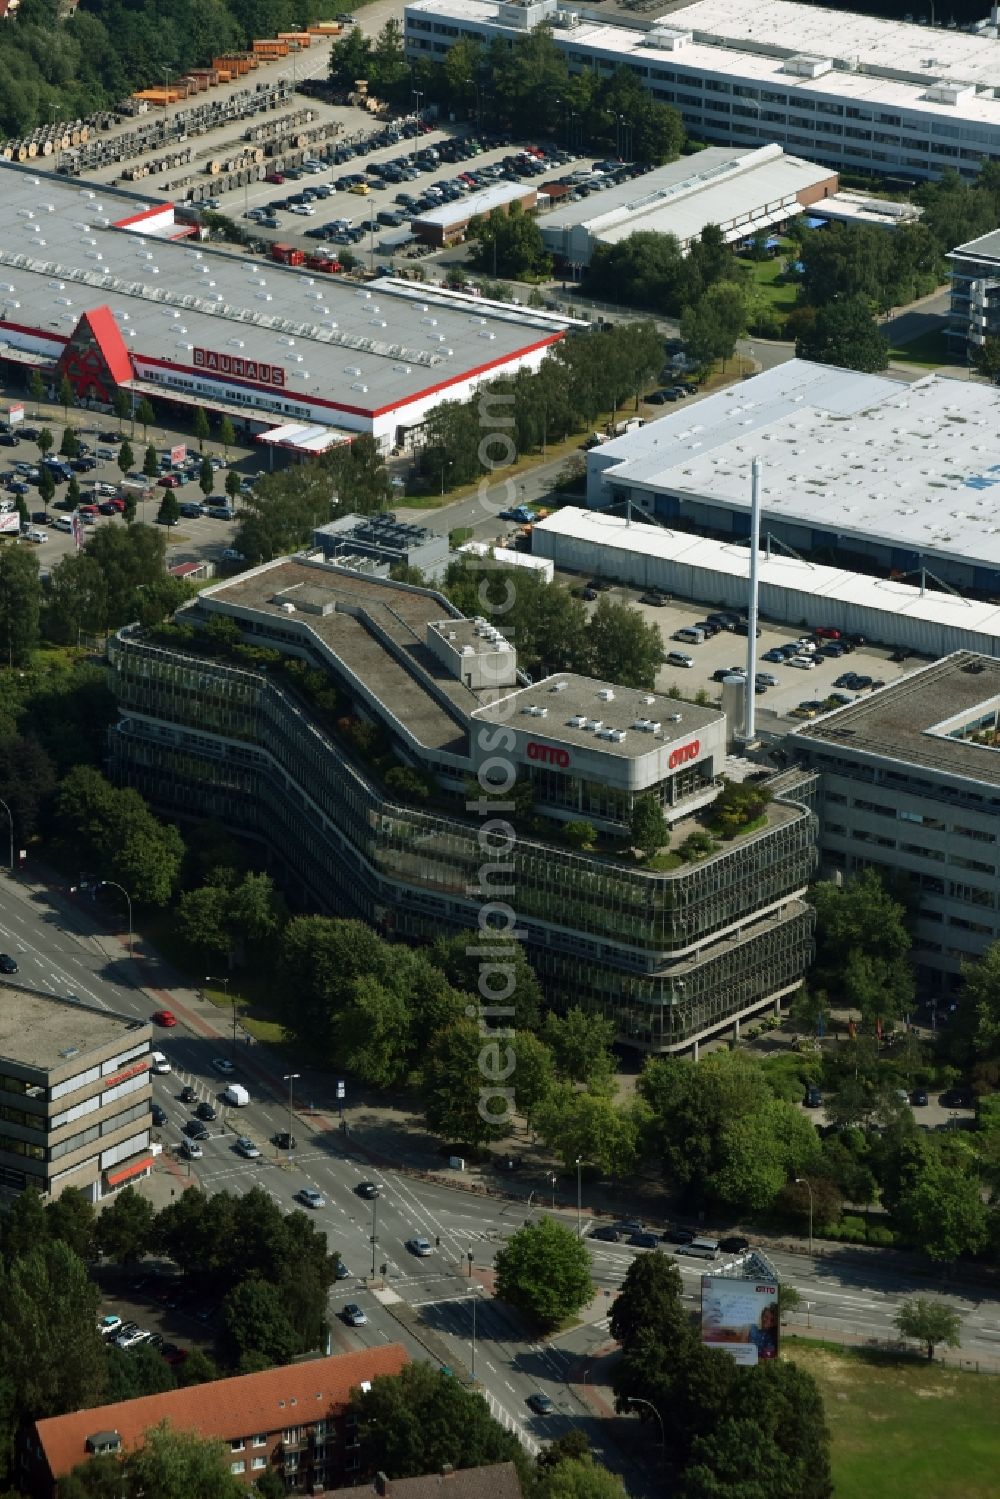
[532,507,1000,657]
[588,359,1000,576]
[539,145,835,260]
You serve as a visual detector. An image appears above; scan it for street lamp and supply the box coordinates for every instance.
[100,880,133,961]
[206,974,236,1047]
[575,1156,583,1237]
[469,1288,479,1380]
[549,1172,557,1211]
[370,1190,378,1278]
[795,1177,814,1256]
[0,796,13,872]
[283,1072,300,1158]
[626,1397,665,1464]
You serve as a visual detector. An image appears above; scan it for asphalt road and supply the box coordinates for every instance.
[3,871,1000,1481]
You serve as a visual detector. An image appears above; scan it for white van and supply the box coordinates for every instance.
[673,626,706,645]
[223,1083,250,1107]
[151,1051,171,1075]
[677,1236,719,1260]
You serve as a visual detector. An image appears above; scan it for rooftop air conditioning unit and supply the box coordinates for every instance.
[568,715,587,728]
[598,688,615,702]
[280,602,295,614]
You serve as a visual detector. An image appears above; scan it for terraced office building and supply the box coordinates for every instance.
[109,558,818,1052]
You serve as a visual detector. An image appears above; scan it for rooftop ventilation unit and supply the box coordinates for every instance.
[597,688,615,702]
[568,715,587,728]
[550,680,569,691]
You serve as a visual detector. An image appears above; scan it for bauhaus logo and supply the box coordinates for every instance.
[527,741,571,769]
[668,738,700,770]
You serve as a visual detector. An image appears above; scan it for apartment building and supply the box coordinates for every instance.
[23,1346,410,1497]
[948,226,1000,356]
[108,557,818,1054]
[404,0,1000,181]
[0,987,152,1203]
[790,652,1000,992]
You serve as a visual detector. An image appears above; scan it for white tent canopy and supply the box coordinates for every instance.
[256,422,353,454]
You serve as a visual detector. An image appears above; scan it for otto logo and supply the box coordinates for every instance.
[668,738,700,770]
[527,741,571,769]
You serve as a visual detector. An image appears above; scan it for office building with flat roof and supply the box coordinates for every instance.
[586,358,1000,595]
[109,557,818,1053]
[0,987,153,1202]
[404,0,1000,181]
[948,226,1000,356]
[538,145,837,269]
[790,651,1000,991]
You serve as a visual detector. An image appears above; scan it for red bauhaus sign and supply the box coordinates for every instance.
[527,741,570,769]
[668,738,701,770]
[193,347,285,387]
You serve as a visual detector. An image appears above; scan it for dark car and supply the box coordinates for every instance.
[910,1089,929,1107]
[589,578,613,592]
[273,1131,297,1150]
[184,1120,209,1140]
[639,591,668,606]
[179,1085,196,1104]
[718,1234,750,1253]
[356,1180,379,1199]
[805,1085,823,1108]
[526,1393,555,1416]
[0,954,18,975]
[0,433,19,446]
[661,1226,695,1245]
[628,1231,660,1249]
[195,1101,217,1121]
[939,1087,974,1109]
[151,1104,167,1127]
[589,1225,621,1242]
[573,586,598,601]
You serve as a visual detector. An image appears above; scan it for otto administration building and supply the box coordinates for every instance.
[109,558,818,1053]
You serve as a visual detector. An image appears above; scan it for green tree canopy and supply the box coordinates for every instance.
[893,1298,963,1360]
[495,1217,593,1329]
[795,296,889,373]
[353,1363,525,1479]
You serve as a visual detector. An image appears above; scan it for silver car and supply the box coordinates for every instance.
[297,1187,325,1209]
[235,1137,260,1159]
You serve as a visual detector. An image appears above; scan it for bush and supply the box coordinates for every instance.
[385,765,433,804]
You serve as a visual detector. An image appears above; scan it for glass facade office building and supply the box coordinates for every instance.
[109,576,818,1052]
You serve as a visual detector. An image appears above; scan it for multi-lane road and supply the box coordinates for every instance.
[3,868,1000,1489]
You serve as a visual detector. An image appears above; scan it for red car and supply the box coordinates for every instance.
[814,626,841,640]
[265,172,285,184]
[152,1009,177,1028]
[157,474,182,488]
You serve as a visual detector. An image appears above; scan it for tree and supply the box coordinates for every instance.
[809,869,913,1027]
[353,1362,524,1479]
[611,1251,693,1353]
[199,455,214,499]
[469,202,551,280]
[37,463,55,511]
[586,595,665,689]
[66,473,82,511]
[795,296,890,373]
[971,337,1000,384]
[630,793,668,854]
[541,1008,615,1091]
[894,1298,963,1361]
[136,398,156,441]
[218,1277,299,1368]
[123,491,137,526]
[157,490,180,527]
[117,439,134,478]
[535,1086,644,1176]
[235,461,333,563]
[37,427,54,457]
[0,547,41,665]
[59,426,79,459]
[105,1342,176,1402]
[218,417,236,457]
[143,443,159,480]
[94,1185,155,1264]
[495,1218,593,1329]
[55,766,184,905]
[28,368,45,409]
[680,281,748,369]
[421,1018,509,1146]
[893,1153,988,1263]
[777,1283,801,1323]
[45,1187,96,1262]
[0,1239,106,1419]
[61,1421,245,1499]
[58,374,75,419]
[225,468,242,505]
[535,1458,626,1499]
[112,389,131,426]
[585,232,690,315]
[193,406,211,451]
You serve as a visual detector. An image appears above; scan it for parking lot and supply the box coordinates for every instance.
[557,576,921,726]
[0,404,263,574]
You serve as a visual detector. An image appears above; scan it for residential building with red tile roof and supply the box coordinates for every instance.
[330,1462,524,1499]
[22,1344,409,1497]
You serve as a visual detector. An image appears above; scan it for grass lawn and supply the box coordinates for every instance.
[786,1342,1000,1499]
[736,245,800,325]
[887,327,957,369]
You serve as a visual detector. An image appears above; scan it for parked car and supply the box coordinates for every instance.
[805,1085,823,1108]
[0,954,19,975]
[639,591,669,606]
[666,651,695,669]
[589,1225,621,1242]
[628,1230,660,1248]
[661,1226,696,1244]
[718,1234,750,1253]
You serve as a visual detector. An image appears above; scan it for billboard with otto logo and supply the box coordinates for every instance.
[701,1275,779,1366]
